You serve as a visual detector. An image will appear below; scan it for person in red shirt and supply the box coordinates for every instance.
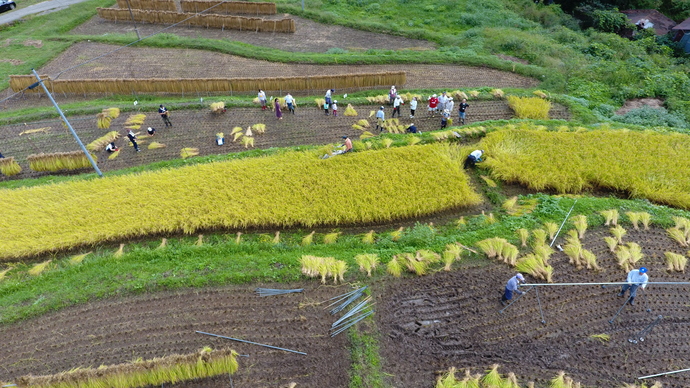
[428,94,439,117]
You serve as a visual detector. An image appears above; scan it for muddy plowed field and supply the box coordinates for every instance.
[71,14,435,53]
[378,226,690,387]
[0,101,569,181]
[0,227,687,387]
[0,284,350,387]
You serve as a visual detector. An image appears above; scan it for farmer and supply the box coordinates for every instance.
[392,95,404,118]
[147,127,156,136]
[258,90,267,110]
[441,109,451,129]
[406,123,418,134]
[325,89,334,106]
[274,98,283,120]
[618,267,648,305]
[321,136,352,159]
[158,105,172,127]
[428,94,439,116]
[105,142,119,153]
[126,129,140,152]
[389,85,397,105]
[463,149,484,169]
[458,98,470,125]
[331,100,338,117]
[0,150,4,158]
[375,106,385,132]
[409,96,418,118]
[501,273,525,306]
[284,93,296,114]
[437,91,448,112]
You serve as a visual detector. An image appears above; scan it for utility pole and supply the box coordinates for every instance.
[125,0,141,40]
[31,69,103,178]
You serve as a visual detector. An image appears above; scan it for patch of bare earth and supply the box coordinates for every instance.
[70,14,435,53]
[0,284,350,387]
[377,226,690,387]
[616,98,664,115]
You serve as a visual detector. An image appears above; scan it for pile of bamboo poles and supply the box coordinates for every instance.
[180,0,276,15]
[10,72,407,95]
[96,8,294,32]
[116,0,176,11]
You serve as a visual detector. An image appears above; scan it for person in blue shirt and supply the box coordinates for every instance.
[501,273,525,306]
[375,106,385,132]
[618,267,648,305]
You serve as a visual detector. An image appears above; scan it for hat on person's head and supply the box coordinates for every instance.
[432,94,437,97]
[342,136,348,139]
[639,267,648,273]
[517,273,525,281]
[160,104,163,107]
[333,100,337,103]
[380,106,384,109]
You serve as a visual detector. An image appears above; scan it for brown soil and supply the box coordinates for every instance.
[616,98,665,115]
[70,14,435,53]
[377,226,690,388]
[0,284,351,387]
[1,227,687,387]
[0,41,538,111]
[0,101,569,182]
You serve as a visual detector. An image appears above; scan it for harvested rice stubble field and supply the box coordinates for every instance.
[0,102,569,181]
[1,227,688,387]
[377,226,690,388]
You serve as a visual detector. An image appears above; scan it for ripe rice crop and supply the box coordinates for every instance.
[481,127,690,209]
[28,151,95,172]
[86,131,119,152]
[0,157,22,176]
[507,96,551,119]
[0,144,480,259]
[13,347,237,388]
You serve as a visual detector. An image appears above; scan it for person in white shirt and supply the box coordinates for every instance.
[437,92,448,112]
[618,267,648,305]
[409,97,418,118]
[463,149,484,169]
[331,100,338,117]
[446,97,454,113]
[392,95,403,118]
[105,142,119,153]
[258,90,267,110]
[284,93,295,114]
[325,89,333,106]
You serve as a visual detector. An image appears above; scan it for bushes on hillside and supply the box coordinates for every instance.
[612,106,688,129]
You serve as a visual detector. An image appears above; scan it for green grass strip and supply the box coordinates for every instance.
[480,126,690,209]
[0,143,481,259]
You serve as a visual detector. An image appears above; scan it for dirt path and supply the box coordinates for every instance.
[0,227,687,387]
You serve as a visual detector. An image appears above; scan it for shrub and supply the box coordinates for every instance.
[612,106,688,129]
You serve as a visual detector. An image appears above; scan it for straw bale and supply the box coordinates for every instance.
[10,72,405,95]
[180,0,276,15]
[116,0,176,11]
